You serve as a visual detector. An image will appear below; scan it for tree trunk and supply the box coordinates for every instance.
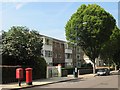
[108,60,110,69]
[93,63,96,74]
[92,58,96,74]
[114,63,117,71]
[107,58,110,70]
[108,62,110,70]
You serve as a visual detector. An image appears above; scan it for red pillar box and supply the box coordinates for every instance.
[16,68,23,86]
[25,68,32,85]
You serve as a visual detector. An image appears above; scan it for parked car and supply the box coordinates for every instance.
[97,68,110,76]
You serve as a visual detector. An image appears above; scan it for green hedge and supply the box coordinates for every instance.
[61,70,68,77]
[62,67,74,75]
[2,66,21,84]
[79,69,93,75]
[62,67,94,75]
[30,57,47,80]
[2,57,47,84]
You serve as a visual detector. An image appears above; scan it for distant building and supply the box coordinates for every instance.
[83,53,104,67]
[52,39,65,67]
[41,35,84,68]
[76,46,84,68]
[41,35,53,66]
[95,57,104,67]
[65,43,73,68]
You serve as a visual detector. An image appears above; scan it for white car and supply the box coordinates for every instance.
[97,68,110,76]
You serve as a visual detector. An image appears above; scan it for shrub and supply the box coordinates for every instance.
[62,67,74,74]
[31,57,47,79]
[2,57,47,84]
[2,65,21,84]
[81,63,93,68]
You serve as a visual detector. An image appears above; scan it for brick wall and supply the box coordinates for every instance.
[53,40,65,67]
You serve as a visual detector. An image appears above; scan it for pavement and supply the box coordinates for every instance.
[0,74,97,90]
[0,70,118,90]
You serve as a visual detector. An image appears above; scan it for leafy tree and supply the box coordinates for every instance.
[113,49,120,69]
[65,4,116,73]
[2,26,43,65]
[100,26,120,69]
[111,27,120,69]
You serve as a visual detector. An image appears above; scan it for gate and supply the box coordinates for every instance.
[46,64,61,78]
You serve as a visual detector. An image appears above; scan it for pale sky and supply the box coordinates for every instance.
[1,1,119,41]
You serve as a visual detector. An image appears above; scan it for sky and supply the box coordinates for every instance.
[1,1,119,41]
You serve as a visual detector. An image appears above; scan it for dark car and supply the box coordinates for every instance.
[97,68,110,76]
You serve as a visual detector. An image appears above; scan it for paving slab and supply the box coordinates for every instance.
[0,77,79,90]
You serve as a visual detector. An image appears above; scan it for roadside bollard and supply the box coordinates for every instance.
[25,68,32,85]
[78,70,80,76]
[16,68,23,86]
[74,67,78,78]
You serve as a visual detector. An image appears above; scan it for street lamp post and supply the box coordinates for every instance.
[71,22,87,78]
[75,22,87,67]
[74,25,79,78]
[74,22,87,78]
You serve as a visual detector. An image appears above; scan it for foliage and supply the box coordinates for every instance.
[2,26,47,80]
[81,63,92,68]
[2,66,21,84]
[100,26,120,67]
[29,57,47,79]
[2,26,43,65]
[65,4,116,73]
[2,57,47,84]
[111,26,120,66]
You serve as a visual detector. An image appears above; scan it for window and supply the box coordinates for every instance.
[47,63,53,66]
[77,55,80,59]
[65,53,72,59]
[46,39,49,45]
[54,42,57,47]
[45,38,52,45]
[65,44,68,49]
[45,50,52,57]
[41,50,44,56]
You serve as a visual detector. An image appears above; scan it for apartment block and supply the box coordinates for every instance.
[41,35,53,66]
[52,39,65,67]
[41,35,84,68]
[83,53,104,67]
[65,43,73,68]
[72,45,84,68]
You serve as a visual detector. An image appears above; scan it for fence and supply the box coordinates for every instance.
[1,65,21,84]
[1,65,46,84]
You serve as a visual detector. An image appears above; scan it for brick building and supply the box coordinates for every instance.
[41,35,84,68]
[52,39,65,67]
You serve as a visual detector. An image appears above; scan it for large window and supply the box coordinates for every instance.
[45,38,52,45]
[45,50,52,57]
[65,53,72,59]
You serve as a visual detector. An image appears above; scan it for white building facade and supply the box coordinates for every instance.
[65,43,73,68]
[41,36,53,66]
[41,35,84,68]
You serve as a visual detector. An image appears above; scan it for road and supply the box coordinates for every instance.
[24,75,119,89]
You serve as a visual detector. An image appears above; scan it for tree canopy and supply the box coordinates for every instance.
[2,26,43,65]
[100,26,120,67]
[65,4,116,73]
[110,26,120,68]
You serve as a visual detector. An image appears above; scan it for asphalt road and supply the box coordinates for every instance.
[24,75,119,89]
